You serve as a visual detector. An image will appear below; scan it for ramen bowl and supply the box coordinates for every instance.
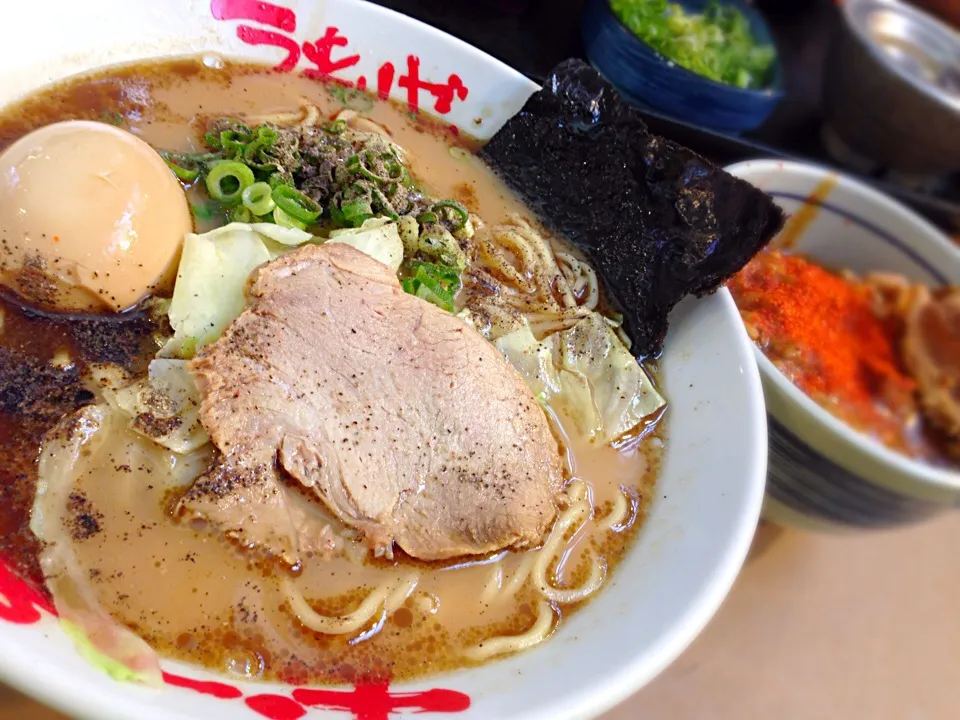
[0,1,767,719]
[725,159,960,532]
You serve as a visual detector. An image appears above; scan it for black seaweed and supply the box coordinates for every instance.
[479,59,785,357]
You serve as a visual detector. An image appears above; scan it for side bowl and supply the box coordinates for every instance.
[0,1,769,720]
[822,0,960,175]
[726,159,960,532]
[581,0,784,134]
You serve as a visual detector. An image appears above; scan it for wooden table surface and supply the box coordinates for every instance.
[4,516,958,720]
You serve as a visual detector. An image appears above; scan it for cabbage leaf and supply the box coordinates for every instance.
[105,359,208,454]
[164,223,275,357]
[30,406,164,687]
[327,217,404,273]
[494,314,665,443]
[557,313,665,442]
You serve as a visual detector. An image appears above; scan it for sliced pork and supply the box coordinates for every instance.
[901,285,960,459]
[178,243,564,562]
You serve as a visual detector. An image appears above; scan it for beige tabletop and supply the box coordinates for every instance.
[3,516,958,720]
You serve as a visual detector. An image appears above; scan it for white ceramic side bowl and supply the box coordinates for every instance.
[725,159,960,532]
[0,2,766,720]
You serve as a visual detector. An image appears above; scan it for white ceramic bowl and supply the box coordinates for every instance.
[0,2,767,719]
[725,159,960,532]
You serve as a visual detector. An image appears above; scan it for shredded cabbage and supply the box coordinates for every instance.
[327,217,404,273]
[495,314,665,443]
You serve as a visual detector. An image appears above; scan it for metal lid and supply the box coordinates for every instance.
[844,0,960,112]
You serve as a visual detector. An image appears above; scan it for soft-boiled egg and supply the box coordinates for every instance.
[0,120,191,311]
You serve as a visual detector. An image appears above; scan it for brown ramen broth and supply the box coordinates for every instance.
[0,59,664,685]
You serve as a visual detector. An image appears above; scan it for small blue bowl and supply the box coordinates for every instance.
[582,0,784,134]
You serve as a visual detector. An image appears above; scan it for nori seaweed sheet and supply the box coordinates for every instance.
[479,59,785,357]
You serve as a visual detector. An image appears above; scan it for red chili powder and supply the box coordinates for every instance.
[729,249,916,435]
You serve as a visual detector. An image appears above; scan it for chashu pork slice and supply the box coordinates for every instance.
[179,242,564,562]
[901,285,960,459]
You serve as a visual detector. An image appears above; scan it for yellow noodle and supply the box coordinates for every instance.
[383,573,420,614]
[529,490,607,605]
[463,600,556,661]
[480,216,576,309]
[538,554,606,605]
[602,488,631,530]
[283,573,418,635]
[499,553,537,602]
[480,562,504,604]
[565,479,589,505]
[532,500,590,589]
[556,252,600,310]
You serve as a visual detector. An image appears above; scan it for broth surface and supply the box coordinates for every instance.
[0,59,664,684]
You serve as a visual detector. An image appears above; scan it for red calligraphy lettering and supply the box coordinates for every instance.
[293,682,470,720]
[162,671,244,699]
[245,694,307,720]
[397,55,468,115]
[302,26,361,82]
[0,561,54,624]
[235,26,301,72]
[211,0,301,72]
[210,0,296,32]
[376,62,396,100]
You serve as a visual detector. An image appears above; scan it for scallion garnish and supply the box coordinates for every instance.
[205,159,255,206]
[400,260,462,312]
[242,182,276,216]
[273,205,307,230]
[321,118,348,134]
[159,151,201,182]
[272,185,322,224]
[430,199,468,231]
[229,205,252,223]
[329,84,375,112]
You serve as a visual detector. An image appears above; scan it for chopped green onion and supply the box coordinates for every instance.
[267,172,290,189]
[330,84,374,112]
[273,205,307,230]
[401,261,461,312]
[411,261,460,285]
[230,205,252,223]
[609,0,776,89]
[371,186,399,221]
[416,211,438,224]
[272,185,322,224]
[242,182,276,216]
[430,199,468,231]
[340,199,373,227]
[321,119,347,134]
[329,201,348,228]
[99,110,125,127]
[255,125,278,145]
[205,159,255,206]
[191,202,214,221]
[159,152,200,182]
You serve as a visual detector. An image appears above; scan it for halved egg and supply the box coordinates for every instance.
[0,120,191,311]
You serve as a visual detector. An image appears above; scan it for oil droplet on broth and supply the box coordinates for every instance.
[225,647,266,679]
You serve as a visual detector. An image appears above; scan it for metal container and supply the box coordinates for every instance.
[822,0,960,175]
